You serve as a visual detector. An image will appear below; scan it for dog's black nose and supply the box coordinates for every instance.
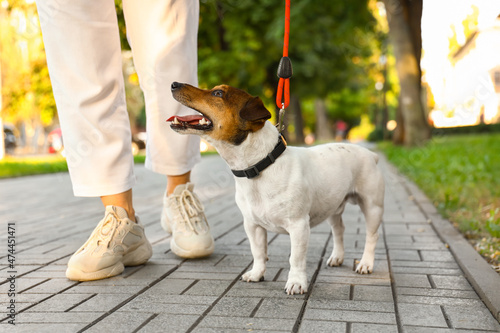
[171,82,183,91]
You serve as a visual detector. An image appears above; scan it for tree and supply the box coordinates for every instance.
[1,3,57,152]
[198,0,378,143]
[382,0,430,146]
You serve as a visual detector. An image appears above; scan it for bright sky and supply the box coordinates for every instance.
[421,0,500,106]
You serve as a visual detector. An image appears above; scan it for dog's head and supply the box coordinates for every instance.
[168,82,272,145]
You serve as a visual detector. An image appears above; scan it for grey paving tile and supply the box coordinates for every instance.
[388,249,421,261]
[139,314,199,333]
[21,278,78,294]
[183,279,233,296]
[403,328,486,333]
[69,293,134,312]
[298,320,346,333]
[353,285,393,302]
[391,266,462,275]
[15,278,49,293]
[430,275,473,290]
[420,250,455,262]
[254,298,305,319]
[199,316,296,331]
[15,311,103,324]
[443,305,500,330]
[168,271,239,280]
[390,260,459,269]
[140,278,196,295]
[393,273,431,288]
[397,287,479,299]
[208,296,262,317]
[303,308,396,324]
[119,300,209,315]
[316,274,391,286]
[398,295,485,307]
[226,281,306,299]
[309,283,350,300]
[85,311,156,333]
[25,293,95,312]
[351,323,398,333]
[0,323,86,332]
[130,294,217,305]
[63,285,144,294]
[307,299,394,313]
[398,303,448,328]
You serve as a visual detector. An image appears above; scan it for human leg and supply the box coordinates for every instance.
[123,0,201,176]
[36,0,136,197]
[123,0,213,258]
[36,0,151,280]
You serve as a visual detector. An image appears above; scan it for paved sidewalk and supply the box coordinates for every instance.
[1,150,499,332]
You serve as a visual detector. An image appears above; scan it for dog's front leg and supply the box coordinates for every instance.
[241,221,268,282]
[285,219,310,295]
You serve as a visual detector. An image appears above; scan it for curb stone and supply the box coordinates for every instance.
[385,160,500,322]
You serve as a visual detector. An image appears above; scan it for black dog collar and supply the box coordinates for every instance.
[231,136,287,179]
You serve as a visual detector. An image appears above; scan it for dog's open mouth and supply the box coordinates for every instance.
[167,114,213,131]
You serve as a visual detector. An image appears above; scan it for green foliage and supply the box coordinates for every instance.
[378,134,500,240]
[326,87,372,127]
[1,3,57,128]
[198,0,378,100]
[367,127,392,142]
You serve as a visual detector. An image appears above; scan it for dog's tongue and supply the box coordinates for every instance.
[167,115,204,125]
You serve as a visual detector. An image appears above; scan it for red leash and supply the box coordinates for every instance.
[276,0,292,111]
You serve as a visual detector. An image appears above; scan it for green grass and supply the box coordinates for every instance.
[0,154,150,179]
[0,151,219,179]
[378,133,500,267]
[0,155,69,178]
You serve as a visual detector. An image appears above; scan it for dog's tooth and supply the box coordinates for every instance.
[173,117,180,124]
[199,118,207,125]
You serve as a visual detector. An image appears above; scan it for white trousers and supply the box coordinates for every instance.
[36,0,201,197]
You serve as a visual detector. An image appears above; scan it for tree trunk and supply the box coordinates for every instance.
[314,99,334,142]
[383,0,430,146]
[393,98,405,144]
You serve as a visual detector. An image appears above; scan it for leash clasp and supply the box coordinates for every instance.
[276,104,286,133]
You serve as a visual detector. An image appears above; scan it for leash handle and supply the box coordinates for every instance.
[276,0,291,110]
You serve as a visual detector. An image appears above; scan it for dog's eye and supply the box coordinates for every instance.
[212,90,224,98]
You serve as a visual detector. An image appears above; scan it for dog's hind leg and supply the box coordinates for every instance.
[356,199,383,274]
[241,221,268,282]
[327,214,345,267]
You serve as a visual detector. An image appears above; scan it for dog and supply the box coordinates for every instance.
[168,82,385,295]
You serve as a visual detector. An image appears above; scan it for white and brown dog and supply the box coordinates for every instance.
[168,82,385,295]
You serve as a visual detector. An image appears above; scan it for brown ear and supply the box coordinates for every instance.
[239,97,272,122]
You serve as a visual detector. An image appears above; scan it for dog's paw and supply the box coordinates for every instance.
[355,260,374,274]
[284,273,308,295]
[241,269,265,282]
[327,254,344,267]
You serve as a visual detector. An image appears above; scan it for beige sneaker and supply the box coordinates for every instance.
[66,206,152,281]
[161,183,214,258]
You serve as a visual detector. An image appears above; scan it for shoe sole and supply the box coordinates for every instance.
[66,240,153,281]
[66,262,125,282]
[170,237,214,259]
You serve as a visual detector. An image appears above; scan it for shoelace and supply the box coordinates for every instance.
[177,189,206,235]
